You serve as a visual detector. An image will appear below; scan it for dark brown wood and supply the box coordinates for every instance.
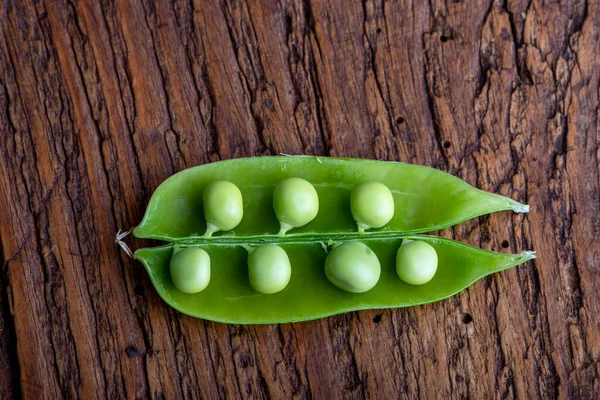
[1,0,599,398]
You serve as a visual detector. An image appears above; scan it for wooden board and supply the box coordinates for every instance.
[1,0,598,398]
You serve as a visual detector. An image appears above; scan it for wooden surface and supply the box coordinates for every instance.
[1,0,599,398]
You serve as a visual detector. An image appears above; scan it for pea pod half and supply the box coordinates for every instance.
[133,156,529,241]
[134,236,535,324]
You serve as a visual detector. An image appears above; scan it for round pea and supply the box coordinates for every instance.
[350,182,395,232]
[396,240,438,285]
[273,177,319,234]
[170,248,211,293]
[203,181,243,236]
[248,244,292,294]
[325,242,381,293]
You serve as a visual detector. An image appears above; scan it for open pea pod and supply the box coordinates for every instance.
[131,156,534,323]
[134,235,535,324]
[133,156,528,241]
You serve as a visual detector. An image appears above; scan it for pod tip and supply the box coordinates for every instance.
[512,202,530,213]
[520,250,536,260]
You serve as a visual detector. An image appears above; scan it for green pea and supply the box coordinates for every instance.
[203,181,243,237]
[248,244,292,294]
[273,177,319,235]
[350,182,395,233]
[325,242,381,293]
[170,248,211,293]
[396,240,438,285]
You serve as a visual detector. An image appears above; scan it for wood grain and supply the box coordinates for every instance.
[1,0,599,398]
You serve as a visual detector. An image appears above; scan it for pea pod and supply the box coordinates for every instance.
[131,156,533,323]
[134,236,535,324]
[133,156,529,241]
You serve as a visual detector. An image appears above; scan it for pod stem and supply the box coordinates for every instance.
[115,228,133,258]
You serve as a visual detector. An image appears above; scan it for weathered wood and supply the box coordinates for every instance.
[1,0,598,398]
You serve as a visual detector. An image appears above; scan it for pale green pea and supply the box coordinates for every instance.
[247,244,292,294]
[170,248,211,294]
[396,240,438,285]
[350,182,395,233]
[325,242,381,293]
[203,181,243,237]
[273,177,319,235]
